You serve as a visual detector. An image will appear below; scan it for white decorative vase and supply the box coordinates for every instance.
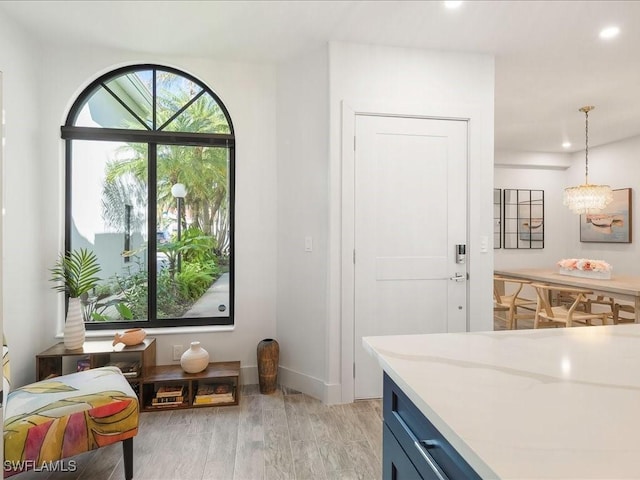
[64,297,85,350]
[180,341,209,373]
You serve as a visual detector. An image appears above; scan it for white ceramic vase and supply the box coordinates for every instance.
[64,297,85,350]
[180,341,210,373]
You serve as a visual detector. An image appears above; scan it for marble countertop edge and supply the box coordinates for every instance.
[363,337,499,479]
[363,324,640,479]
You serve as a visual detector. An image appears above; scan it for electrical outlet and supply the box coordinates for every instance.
[172,345,183,361]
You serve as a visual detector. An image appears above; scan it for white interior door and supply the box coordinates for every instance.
[354,114,468,399]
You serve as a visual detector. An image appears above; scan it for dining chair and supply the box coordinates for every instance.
[584,295,615,314]
[556,292,615,320]
[613,303,636,324]
[493,275,537,329]
[531,283,609,328]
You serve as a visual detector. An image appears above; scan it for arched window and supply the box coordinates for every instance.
[61,64,234,329]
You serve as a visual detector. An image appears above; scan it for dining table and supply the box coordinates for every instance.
[494,267,640,323]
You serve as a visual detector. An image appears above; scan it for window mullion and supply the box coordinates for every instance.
[148,143,158,323]
[61,126,234,147]
[101,83,151,131]
[64,139,73,256]
[152,68,157,131]
[157,89,206,132]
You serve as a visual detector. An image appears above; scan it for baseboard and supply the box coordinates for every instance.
[279,366,346,404]
[277,365,324,400]
[323,381,343,405]
[241,365,344,404]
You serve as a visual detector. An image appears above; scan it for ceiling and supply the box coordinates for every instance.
[1,0,639,153]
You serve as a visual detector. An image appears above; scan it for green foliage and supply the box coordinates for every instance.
[179,227,217,263]
[156,270,190,317]
[176,262,217,301]
[111,247,221,319]
[81,291,134,322]
[116,302,134,320]
[100,228,224,319]
[157,226,217,281]
[49,249,101,298]
[50,250,132,322]
[112,258,149,320]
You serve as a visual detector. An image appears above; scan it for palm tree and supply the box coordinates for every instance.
[103,89,231,255]
[101,172,147,234]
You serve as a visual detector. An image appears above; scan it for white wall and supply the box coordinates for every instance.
[276,41,497,403]
[0,72,3,397]
[327,42,495,402]
[6,41,279,385]
[495,139,640,277]
[0,70,2,350]
[276,46,330,399]
[0,23,496,403]
[0,12,49,388]
[494,150,572,270]
[564,136,640,274]
[16,25,638,405]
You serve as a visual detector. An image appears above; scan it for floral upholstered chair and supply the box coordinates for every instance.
[3,335,139,479]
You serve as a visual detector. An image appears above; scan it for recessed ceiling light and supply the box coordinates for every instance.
[599,26,620,39]
[444,1,463,9]
[562,142,571,149]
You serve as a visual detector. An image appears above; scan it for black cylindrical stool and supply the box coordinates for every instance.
[257,338,279,394]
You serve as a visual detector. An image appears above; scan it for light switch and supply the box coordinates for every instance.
[480,236,488,253]
[305,236,313,252]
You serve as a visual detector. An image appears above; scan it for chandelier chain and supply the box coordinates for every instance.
[584,108,589,183]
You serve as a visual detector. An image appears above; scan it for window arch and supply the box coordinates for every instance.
[61,64,234,329]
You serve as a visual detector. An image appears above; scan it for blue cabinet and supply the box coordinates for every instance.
[383,373,481,480]
[384,423,423,479]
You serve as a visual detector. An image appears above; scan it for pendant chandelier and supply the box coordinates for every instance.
[563,105,613,214]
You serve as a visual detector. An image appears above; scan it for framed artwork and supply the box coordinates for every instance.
[580,188,632,243]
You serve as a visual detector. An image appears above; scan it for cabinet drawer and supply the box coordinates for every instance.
[383,423,423,479]
[383,373,481,480]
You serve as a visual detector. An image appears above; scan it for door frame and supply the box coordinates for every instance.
[339,101,486,403]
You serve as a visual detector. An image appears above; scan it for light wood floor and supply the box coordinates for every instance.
[17,385,383,480]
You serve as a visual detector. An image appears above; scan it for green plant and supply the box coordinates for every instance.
[81,291,133,322]
[49,248,101,298]
[112,256,149,320]
[177,263,215,301]
[157,227,216,282]
[180,227,216,264]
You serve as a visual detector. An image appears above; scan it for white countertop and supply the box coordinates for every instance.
[364,325,640,479]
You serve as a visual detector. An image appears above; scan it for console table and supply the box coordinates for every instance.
[36,338,156,393]
[36,339,240,410]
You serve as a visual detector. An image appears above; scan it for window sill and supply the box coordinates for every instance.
[55,324,235,340]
